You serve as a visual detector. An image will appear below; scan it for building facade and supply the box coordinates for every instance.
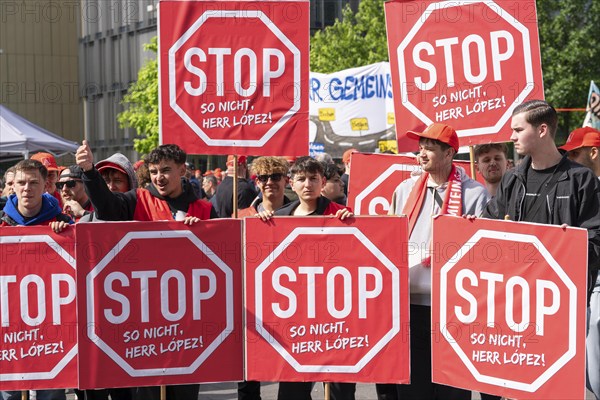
[0,0,83,156]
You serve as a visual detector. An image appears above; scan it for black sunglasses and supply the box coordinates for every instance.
[256,173,284,183]
[56,180,81,190]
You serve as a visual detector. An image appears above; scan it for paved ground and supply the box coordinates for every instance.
[55,383,594,399]
[198,382,595,400]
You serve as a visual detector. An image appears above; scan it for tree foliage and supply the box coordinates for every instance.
[117,36,159,155]
[537,0,600,136]
[310,0,388,73]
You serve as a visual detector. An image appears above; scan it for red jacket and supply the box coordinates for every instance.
[133,188,212,221]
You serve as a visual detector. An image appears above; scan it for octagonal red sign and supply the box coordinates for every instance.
[385,0,544,151]
[431,216,587,399]
[245,216,409,383]
[0,227,77,391]
[159,0,309,156]
[348,154,419,215]
[77,221,243,389]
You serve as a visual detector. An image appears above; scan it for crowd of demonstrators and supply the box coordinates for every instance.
[211,155,257,217]
[389,123,490,399]
[559,126,600,400]
[3,99,600,400]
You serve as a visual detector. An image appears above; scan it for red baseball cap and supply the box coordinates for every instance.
[31,152,59,171]
[559,127,600,151]
[342,148,358,164]
[226,155,247,166]
[96,161,127,176]
[406,123,460,152]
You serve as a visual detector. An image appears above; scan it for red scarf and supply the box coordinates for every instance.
[402,164,463,237]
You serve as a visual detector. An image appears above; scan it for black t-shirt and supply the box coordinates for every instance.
[522,164,556,223]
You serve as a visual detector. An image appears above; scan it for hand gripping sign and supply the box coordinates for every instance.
[77,221,243,389]
[159,0,309,156]
[431,216,587,399]
[245,216,409,383]
[385,0,544,151]
[0,227,77,391]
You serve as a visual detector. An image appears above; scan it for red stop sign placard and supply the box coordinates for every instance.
[0,227,77,391]
[159,0,309,156]
[77,221,243,389]
[348,154,420,215]
[245,217,409,383]
[431,216,587,399]
[385,0,544,151]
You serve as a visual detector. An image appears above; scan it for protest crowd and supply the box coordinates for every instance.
[1,100,599,400]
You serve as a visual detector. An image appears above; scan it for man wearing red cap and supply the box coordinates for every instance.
[388,122,489,399]
[560,126,600,400]
[31,152,62,207]
[483,101,600,398]
[560,126,600,177]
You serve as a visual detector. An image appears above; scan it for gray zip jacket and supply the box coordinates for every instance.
[390,166,489,305]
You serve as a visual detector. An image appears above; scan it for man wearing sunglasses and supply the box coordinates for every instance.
[238,156,291,218]
[58,165,93,220]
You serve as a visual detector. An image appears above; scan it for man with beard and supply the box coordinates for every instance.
[474,143,510,197]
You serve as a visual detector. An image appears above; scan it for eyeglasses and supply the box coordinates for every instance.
[56,180,81,190]
[256,173,284,183]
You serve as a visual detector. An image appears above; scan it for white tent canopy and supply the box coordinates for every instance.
[0,105,79,161]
